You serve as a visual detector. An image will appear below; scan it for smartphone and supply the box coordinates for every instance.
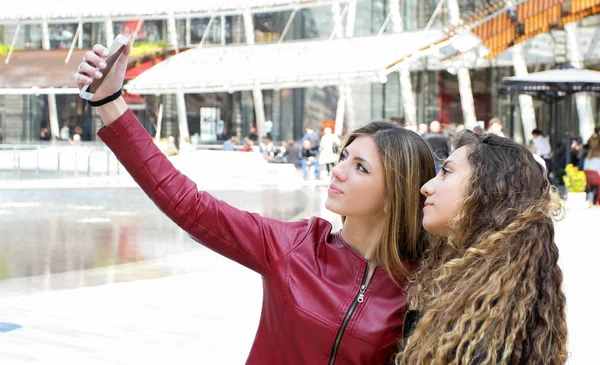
[79,34,129,100]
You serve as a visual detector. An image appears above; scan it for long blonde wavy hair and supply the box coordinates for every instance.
[396,131,568,364]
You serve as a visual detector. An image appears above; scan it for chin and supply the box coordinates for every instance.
[422,222,450,237]
[422,220,439,235]
[325,199,342,215]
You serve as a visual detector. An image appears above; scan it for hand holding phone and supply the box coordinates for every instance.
[79,34,129,100]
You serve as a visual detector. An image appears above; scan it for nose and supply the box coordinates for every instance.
[331,160,347,182]
[420,177,435,197]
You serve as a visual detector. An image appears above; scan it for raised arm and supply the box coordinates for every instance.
[74,38,311,274]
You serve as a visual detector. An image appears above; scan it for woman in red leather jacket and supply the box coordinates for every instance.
[74,39,436,365]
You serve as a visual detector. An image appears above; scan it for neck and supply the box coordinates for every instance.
[340,216,386,263]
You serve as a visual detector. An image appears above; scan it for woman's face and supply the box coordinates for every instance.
[420,146,473,236]
[325,136,387,219]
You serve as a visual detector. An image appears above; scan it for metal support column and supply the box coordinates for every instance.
[43,22,60,141]
[332,0,345,134]
[176,91,190,143]
[331,0,344,39]
[345,0,357,38]
[332,0,356,135]
[335,87,346,137]
[565,22,595,141]
[243,11,266,138]
[78,21,83,49]
[447,0,477,129]
[343,1,357,130]
[391,0,417,127]
[221,14,227,45]
[168,13,180,54]
[185,17,191,46]
[105,19,114,44]
[512,43,536,143]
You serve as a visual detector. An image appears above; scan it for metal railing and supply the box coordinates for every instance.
[0,143,122,180]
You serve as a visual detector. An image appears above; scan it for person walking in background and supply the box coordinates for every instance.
[60,123,70,140]
[396,131,567,365]
[319,127,342,177]
[488,117,505,137]
[473,121,485,136]
[270,140,289,163]
[568,131,583,169]
[166,136,179,156]
[424,120,449,173]
[418,123,428,138]
[239,138,254,152]
[531,128,553,177]
[301,126,320,154]
[221,134,239,151]
[39,127,51,141]
[583,125,600,175]
[284,139,300,167]
[74,38,437,364]
[247,127,259,142]
[300,139,320,180]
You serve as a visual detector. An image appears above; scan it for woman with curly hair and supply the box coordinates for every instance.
[396,131,568,364]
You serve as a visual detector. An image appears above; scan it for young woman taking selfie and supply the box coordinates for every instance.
[74,37,436,364]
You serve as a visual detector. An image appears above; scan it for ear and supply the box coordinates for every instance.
[383,199,389,215]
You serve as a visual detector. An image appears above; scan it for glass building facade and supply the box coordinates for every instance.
[1,1,599,144]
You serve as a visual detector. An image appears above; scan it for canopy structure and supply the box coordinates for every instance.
[0,49,85,95]
[500,68,600,100]
[0,49,164,95]
[500,67,600,168]
[0,0,347,23]
[124,29,444,95]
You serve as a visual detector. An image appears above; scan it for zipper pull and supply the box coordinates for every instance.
[357,284,367,303]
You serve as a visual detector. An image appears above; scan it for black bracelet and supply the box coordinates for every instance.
[88,89,122,107]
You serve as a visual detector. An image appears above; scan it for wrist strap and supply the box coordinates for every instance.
[88,89,122,107]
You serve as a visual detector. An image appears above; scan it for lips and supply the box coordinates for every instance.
[423,202,433,207]
[328,184,343,194]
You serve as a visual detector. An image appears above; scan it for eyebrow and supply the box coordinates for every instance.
[344,148,372,168]
[442,160,456,168]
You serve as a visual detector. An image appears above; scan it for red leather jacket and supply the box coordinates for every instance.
[98,110,411,365]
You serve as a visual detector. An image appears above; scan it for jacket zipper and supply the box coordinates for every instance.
[328,264,372,365]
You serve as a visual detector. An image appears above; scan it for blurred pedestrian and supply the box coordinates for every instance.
[583,125,600,175]
[531,128,552,177]
[166,136,178,156]
[319,127,341,177]
[488,117,505,137]
[222,134,238,151]
[424,121,449,173]
[300,139,320,180]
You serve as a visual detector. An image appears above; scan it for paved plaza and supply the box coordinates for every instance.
[0,161,597,364]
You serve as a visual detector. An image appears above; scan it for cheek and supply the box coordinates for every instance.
[422,183,464,234]
[444,182,466,216]
[350,180,386,214]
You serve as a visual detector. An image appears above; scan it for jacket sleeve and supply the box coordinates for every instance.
[97,109,312,275]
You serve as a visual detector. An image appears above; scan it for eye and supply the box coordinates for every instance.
[440,167,450,176]
[356,164,369,173]
[340,152,348,161]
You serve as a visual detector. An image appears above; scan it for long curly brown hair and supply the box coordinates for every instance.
[395,131,568,364]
